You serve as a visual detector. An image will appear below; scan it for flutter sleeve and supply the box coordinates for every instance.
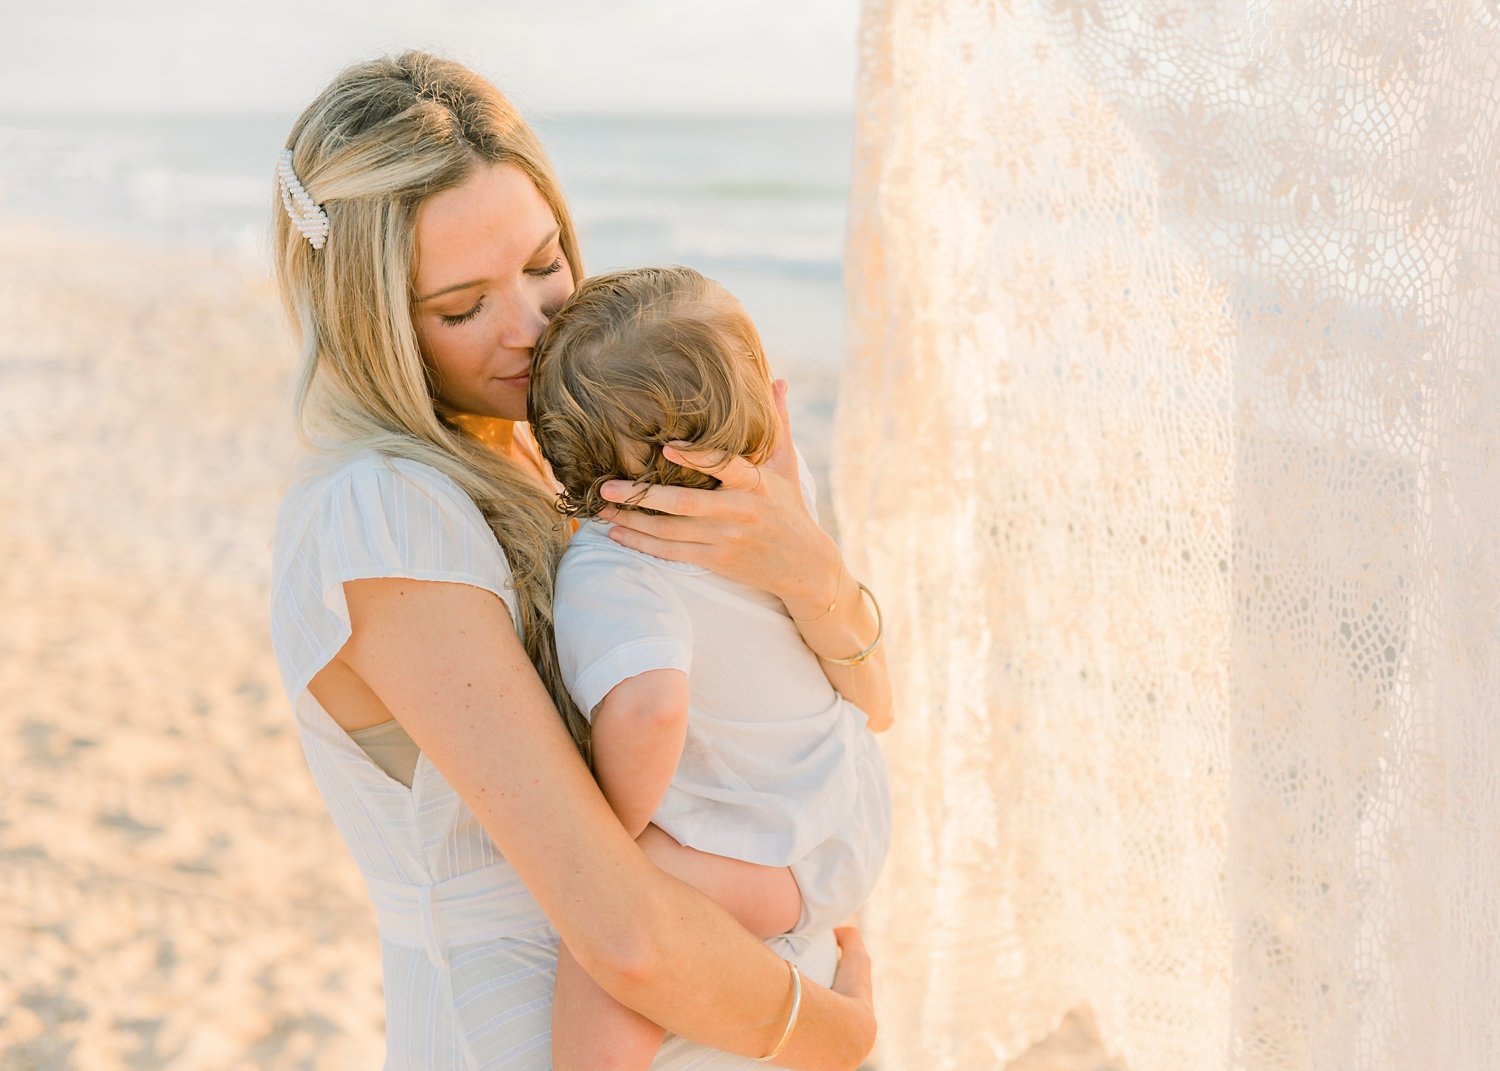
[269,454,519,702]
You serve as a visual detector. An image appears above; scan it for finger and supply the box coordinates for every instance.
[602,504,715,545]
[606,523,714,566]
[829,925,874,1004]
[662,446,765,493]
[599,480,714,518]
[660,443,735,477]
[832,924,868,961]
[763,378,800,481]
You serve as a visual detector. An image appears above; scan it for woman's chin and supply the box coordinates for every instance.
[491,377,532,422]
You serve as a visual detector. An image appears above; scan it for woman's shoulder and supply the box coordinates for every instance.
[272,447,514,606]
[276,450,493,551]
[279,449,469,517]
[270,447,519,698]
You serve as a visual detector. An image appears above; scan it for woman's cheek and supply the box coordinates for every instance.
[546,268,575,315]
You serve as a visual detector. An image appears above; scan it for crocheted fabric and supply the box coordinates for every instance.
[836,2,1500,1068]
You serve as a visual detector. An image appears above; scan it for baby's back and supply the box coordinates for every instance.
[554,520,882,870]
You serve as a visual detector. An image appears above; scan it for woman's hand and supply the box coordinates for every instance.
[602,378,894,729]
[829,926,874,1012]
[828,927,876,1057]
[774,926,877,1070]
[598,379,842,620]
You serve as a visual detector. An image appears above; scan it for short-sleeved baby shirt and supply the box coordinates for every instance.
[553,506,892,928]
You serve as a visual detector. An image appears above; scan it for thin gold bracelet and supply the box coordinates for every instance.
[823,581,884,667]
[790,570,842,623]
[757,961,802,1062]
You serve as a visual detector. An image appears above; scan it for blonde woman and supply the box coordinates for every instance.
[267,53,881,1069]
[528,266,893,1070]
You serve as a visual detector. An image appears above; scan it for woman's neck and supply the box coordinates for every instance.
[452,413,552,488]
[452,413,517,455]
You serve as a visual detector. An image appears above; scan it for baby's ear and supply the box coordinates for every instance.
[646,446,720,492]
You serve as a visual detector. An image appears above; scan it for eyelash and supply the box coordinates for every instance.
[441,299,484,327]
[438,257,564,327]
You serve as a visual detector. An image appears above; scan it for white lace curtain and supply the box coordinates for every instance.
[834,2,1500,1068]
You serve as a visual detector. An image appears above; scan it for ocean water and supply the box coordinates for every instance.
[0,112,853,371]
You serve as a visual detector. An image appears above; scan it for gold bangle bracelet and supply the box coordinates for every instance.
[757,961,802,1062]
[822,581,884,667]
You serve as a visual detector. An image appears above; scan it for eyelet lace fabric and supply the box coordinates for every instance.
[835,2,1500,1068]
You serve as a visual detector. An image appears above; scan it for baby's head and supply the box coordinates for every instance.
[528,266,778,518]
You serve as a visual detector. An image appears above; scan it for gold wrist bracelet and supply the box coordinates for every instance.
[823,581,884,667]
[757,961,802,1062]
[790,570,842,623]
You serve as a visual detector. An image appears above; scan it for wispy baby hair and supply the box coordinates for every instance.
[528,266,778,518]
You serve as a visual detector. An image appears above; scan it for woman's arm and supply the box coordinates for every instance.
[784,566,892,733]
[597,380,894,731]
[337,576,875,1069]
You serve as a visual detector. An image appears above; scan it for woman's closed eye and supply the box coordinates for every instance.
[437,255,563,326]
[440,298,485,327]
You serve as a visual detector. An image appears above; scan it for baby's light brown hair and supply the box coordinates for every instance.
[528,266,778,518]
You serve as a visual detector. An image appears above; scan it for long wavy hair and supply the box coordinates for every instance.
[272,51,589,760]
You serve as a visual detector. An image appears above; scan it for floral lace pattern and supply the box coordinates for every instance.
[836,1,1500,1068]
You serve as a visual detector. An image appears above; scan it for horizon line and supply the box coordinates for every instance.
[0,106,858,123]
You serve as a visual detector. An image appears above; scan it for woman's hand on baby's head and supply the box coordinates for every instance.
[598,378,793,510]
[601,379,796,503]
[597,379,842,613]
[662,379,799,486]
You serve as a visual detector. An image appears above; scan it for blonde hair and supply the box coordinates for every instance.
[273,51,589,759]
[528,266,778,519]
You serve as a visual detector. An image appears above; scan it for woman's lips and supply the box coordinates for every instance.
[496,371,530,385]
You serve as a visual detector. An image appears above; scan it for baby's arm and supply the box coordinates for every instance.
[592,670,801,937]
[590,669,690,837]
[553,670,688,1071]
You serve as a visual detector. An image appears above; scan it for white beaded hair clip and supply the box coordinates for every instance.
[276,149,330,250]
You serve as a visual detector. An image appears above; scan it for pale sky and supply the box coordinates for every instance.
[5,0,862,116]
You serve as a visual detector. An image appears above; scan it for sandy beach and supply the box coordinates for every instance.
[0,224,385,1066]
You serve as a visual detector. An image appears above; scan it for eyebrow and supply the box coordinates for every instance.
[416,228,561,303]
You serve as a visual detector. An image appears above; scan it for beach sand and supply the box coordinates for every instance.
[0,223,386,1067]
[0,224,1112,1070]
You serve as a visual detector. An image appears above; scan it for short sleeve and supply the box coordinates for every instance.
[270,455,519,700]
[552,533,693,719]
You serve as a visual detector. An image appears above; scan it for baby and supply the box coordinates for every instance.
[528,266,892,1069]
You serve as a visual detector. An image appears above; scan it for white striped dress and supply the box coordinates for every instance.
[269,452,836,1070]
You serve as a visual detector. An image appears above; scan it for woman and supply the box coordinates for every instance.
[267,52,886,1069]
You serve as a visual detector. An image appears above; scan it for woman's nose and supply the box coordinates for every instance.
[495,288,550,350]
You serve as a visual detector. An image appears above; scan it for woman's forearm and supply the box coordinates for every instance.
[787,563,893,732]
[340,577,875,1069]
[587,868,875,1069]
[589,382,893,732]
